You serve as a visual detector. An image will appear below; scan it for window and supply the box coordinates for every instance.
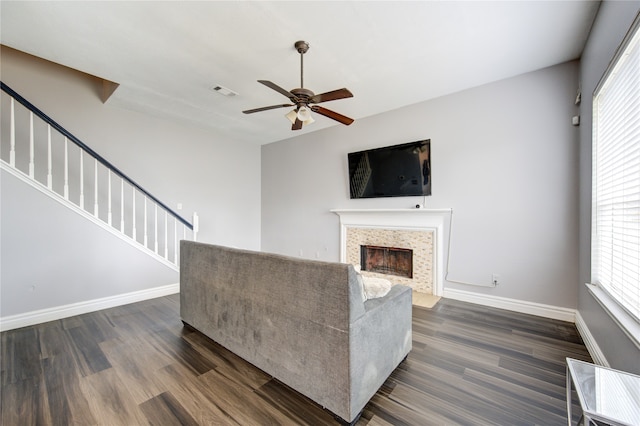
[592,15,640,324]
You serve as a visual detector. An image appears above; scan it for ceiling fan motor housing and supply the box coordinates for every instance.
[290,88,314,107]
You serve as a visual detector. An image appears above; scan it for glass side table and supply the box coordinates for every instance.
[566,358,640,426]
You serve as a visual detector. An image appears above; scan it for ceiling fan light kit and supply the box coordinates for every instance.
[296,105,311,121]
[285,109,314,126]
[243,40,354,130]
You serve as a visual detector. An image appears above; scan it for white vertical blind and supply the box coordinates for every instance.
[592,18,640,322]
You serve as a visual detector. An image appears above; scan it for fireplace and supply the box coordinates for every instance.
[361,245,413,278]
[332,208,449,296]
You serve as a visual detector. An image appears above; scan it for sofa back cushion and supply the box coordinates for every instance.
[181,242,363,331]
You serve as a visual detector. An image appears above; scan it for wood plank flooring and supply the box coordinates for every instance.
[1,294,592,425]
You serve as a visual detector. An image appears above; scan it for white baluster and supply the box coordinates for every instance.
[29,112,34,177]
[107,171,112,225]
[79,152,85,209]
[174,217,178,264]
[164,211,169,259]
[132,188,137,241]
[144,196,148,247]
[63,137,69,199]
[154,204,158,254]
[94,158,99,217]
[120,179,125,232]
[9,98,15,167]
[192,212,199,242]
[47,125,52,189]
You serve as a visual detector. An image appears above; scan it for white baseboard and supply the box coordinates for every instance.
[0,283,180,332]
[443,288,576,323]
[574,310,610,367]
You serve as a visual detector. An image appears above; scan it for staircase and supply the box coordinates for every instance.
[1,82,197,269]
[0,82,198,330]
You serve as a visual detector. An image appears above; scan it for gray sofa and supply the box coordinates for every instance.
[180,241,413,424]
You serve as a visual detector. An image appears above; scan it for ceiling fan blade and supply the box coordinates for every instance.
[309,88,353,104]
[291,118,303,130]
[258,80,297,100]
[243,104,293,114]
[311,106,354,126]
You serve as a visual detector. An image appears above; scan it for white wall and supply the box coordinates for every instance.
[1,47,261,249]
[262,61,580,309]
[577,0,640,374]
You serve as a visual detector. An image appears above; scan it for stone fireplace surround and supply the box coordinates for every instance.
[347,227,433,293]
[331,209,450,296]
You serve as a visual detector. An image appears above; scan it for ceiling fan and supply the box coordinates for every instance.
[243,40,354,130]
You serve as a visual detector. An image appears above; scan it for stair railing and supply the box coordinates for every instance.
[1,82,197,268]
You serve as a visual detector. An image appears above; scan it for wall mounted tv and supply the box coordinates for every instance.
[348,139,431,199]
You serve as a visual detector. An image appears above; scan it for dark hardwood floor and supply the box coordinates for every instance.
[1,294,591,425]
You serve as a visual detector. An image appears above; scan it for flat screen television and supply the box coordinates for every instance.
[348,139,431,199]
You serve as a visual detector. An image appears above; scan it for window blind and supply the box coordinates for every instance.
[592,17,640,322]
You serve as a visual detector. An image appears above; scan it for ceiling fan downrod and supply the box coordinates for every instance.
[295,40,309,89]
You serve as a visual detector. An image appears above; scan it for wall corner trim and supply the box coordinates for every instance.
[443,288,576,322]
[0,283,180,332]
[574,310,610,367]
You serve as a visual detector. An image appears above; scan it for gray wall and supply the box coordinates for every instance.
[262,61,580,309]
[577,0,640,374]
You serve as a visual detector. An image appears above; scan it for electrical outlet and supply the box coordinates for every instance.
[492,274,500,286]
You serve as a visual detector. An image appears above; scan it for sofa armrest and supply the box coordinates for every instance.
[347,284,412,421]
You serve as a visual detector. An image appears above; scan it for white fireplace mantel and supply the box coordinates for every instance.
[331,208,451,296]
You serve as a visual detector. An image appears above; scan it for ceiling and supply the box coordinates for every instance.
[0,1,600,145]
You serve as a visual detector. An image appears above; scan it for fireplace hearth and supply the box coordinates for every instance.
[361,245,413,278]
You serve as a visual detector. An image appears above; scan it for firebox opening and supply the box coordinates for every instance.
[360,245,413,278]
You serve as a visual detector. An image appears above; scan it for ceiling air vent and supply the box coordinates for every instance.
[211,85,238,97]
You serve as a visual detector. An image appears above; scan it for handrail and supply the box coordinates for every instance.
[0,81,193,230]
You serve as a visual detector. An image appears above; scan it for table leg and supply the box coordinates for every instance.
[566,364,573,426]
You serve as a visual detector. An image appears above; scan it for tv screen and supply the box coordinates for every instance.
[348,140,431,199]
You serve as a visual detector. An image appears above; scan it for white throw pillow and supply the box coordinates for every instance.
[361,276,392,299]
[352,265,367,301]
